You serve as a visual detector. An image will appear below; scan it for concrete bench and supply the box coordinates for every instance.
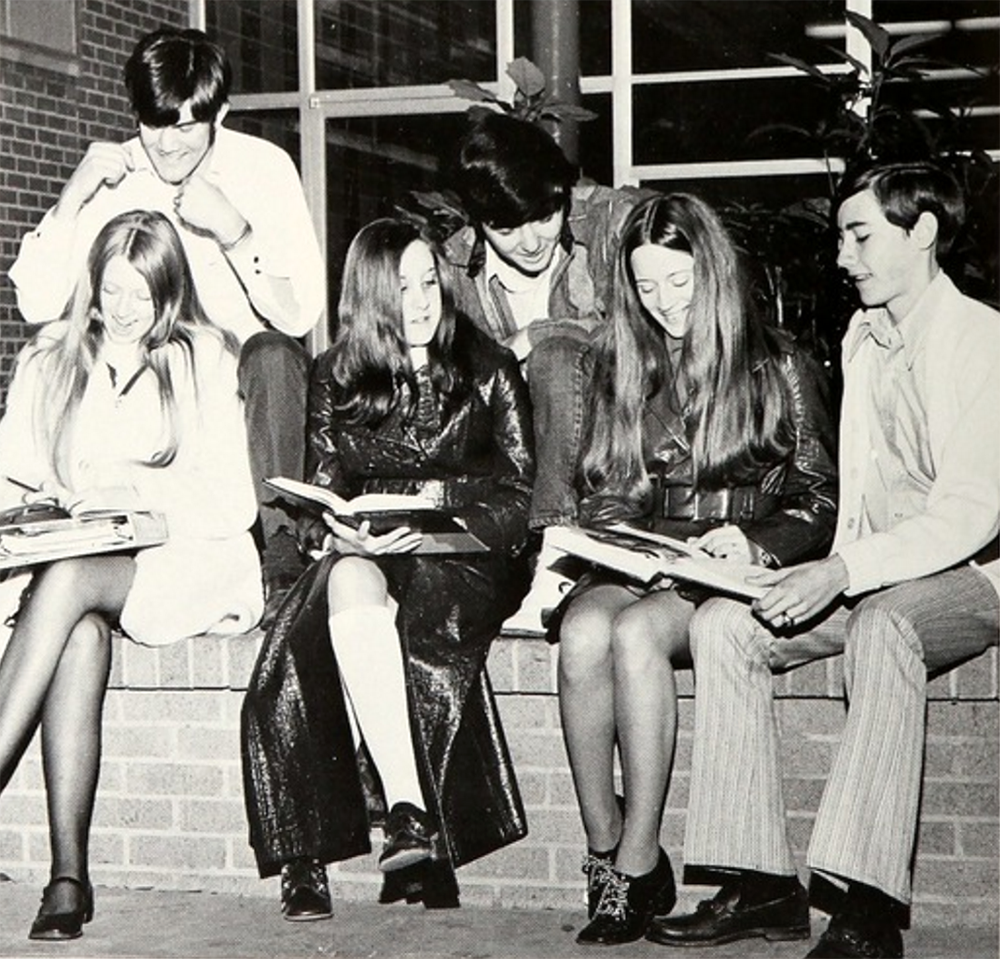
[1,630,996,929]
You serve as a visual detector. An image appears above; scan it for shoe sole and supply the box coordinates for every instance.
[378,847,433,873]
[282,910,333,922]
[647,924,811,947]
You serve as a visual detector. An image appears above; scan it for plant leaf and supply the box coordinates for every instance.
[846,10,890,58]
[448,78,500,104]
[540,103,599,123]
[507,57,547,98]
[769,52,831,81]
[887,32,942,62]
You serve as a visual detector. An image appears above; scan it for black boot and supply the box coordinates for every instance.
[576,849,676,946]
[646,871,809,946]
[280,858,332,921]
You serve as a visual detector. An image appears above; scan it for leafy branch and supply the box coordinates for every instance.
[448,57,597,127]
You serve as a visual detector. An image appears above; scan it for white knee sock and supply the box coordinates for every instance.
[328,605,425,811]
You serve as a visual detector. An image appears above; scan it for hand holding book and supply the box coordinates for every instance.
[265,477,489,555]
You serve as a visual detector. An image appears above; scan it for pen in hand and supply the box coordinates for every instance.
[4,476,41,494]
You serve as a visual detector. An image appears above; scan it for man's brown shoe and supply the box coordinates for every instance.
[646,877,810,947]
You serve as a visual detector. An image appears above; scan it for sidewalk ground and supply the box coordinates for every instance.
[0,880,996,959]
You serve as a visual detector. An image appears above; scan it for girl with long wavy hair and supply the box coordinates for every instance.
[242,218,535,918]
[555,193,838,945]
[0,209,261,941]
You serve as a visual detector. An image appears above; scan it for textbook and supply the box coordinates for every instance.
[0,506,168,570]
[264,476,488,554]
[546,523,767,601]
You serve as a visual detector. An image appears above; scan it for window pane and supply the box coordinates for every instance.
[580,93,613,186]
[632,0,845,74]
[314,1,496,90]
[206,0,298,94]
[634,77,835,164]
[324,113,471,315]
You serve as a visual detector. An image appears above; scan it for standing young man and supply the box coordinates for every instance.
[646,163,999,958]
[10,27,326,622]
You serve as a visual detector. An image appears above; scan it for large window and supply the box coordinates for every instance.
[201,0,999,350]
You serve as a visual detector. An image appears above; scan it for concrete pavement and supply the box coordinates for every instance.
[0,878,996,959]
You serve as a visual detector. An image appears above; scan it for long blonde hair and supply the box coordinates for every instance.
[580,193,793,511]
[30,209,230,484]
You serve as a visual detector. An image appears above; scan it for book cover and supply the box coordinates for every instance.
[0,510,169,570]
[547,524,766,601]
[264,476,488,554]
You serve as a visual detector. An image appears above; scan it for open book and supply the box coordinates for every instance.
[546,523,766,601]
[264,476,488,554]
[0,505,168,570]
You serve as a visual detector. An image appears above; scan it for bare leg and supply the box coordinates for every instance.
[558,583,635,852]
[0,556,133,783]
[610,589,695,875]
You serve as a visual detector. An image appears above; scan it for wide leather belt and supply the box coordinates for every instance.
[655,485,775,522]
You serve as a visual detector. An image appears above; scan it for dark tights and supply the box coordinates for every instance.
[0,556,134,912]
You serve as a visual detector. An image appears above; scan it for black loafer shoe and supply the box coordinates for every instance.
[379,802,438,873]
[280,858,332,922]
[806,910,903,957]
[28,876,94,941]
[576,848,676,946]
[646,876,810,947]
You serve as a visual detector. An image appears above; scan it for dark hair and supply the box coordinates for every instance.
[453,112,577,229]
[836,161,966,257]
[327,218,468,426]
[581,193,794,508]
[124,27,231,127]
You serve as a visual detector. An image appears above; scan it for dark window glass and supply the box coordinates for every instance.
[580,93,613,186]
[206,0,299,94]
[224,110,302,169]
[314,0,495,90]
[634,77,837,164]
[632,0,845,74]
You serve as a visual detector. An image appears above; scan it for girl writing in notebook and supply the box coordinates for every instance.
[242,218,534,918]
[555,193,838,945]
[0,210,262,941]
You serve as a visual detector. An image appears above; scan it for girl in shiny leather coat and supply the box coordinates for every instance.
[241,219,535,915]
[556,194,838,945]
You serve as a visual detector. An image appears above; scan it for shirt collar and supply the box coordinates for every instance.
[485,242,563,293]
[845,271,953,368]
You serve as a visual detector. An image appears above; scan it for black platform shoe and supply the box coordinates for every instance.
[28,876,94,941]
[576,848,676,946]
[379,802,438,873]
[280,858,332,921]
[378,858,460,909]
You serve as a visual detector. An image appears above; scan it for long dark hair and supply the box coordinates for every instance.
[327,218,468,426]
[581,193,794,509]
[31,209,227,484]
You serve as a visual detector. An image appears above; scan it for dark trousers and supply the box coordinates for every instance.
[238,331,310,557]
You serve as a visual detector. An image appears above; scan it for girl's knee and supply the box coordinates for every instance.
[558,606,613,683]
[327,557,387,608]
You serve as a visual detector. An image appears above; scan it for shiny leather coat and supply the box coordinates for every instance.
[581,336,839,566]
[242,319,534,892]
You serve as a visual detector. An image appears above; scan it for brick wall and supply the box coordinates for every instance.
[1,631,995,928]
[0,0,188,413]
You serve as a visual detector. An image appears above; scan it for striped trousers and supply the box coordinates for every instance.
[683,566,998,904]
